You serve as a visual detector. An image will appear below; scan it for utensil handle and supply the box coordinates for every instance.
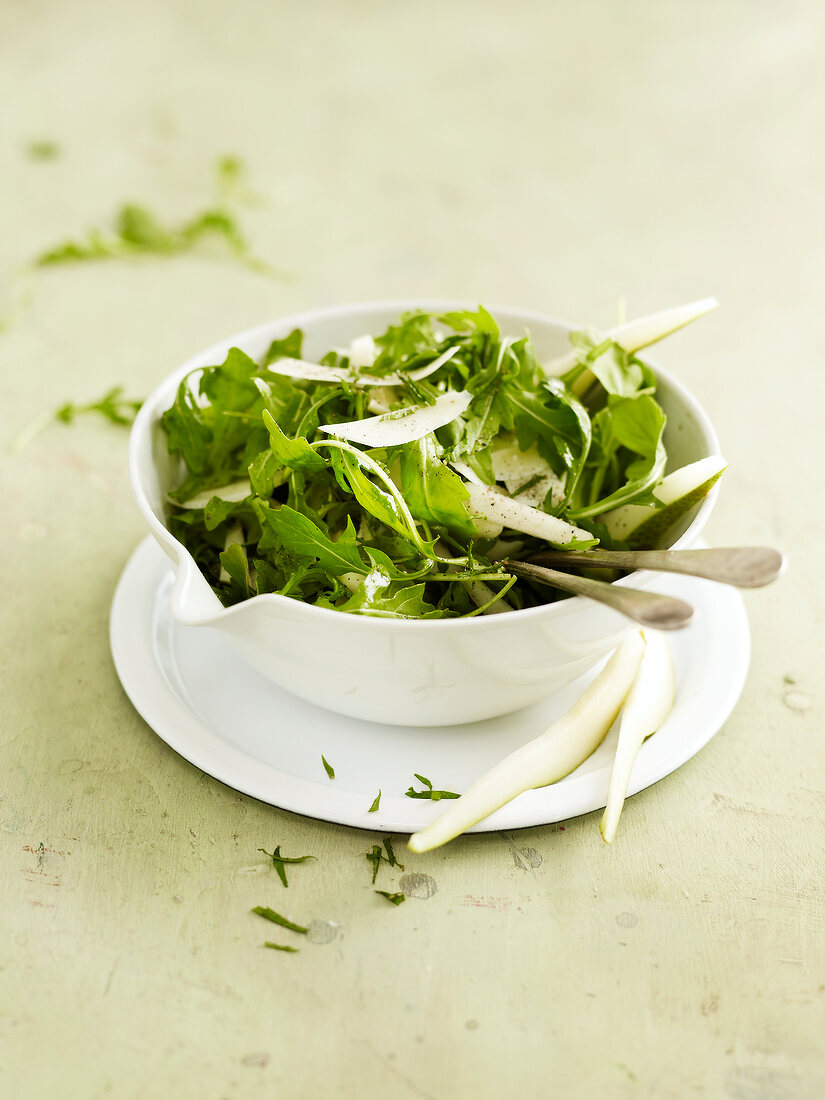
[504,561,694,631]
[529,547,785,588]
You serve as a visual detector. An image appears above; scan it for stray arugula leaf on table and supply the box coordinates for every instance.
[365,836,404,883]
[375,891,406,906]
[405,774,460,801]
[251,906,308,934]
[264,942,299,952]
[9,385,143,454]
[382,837,404,869]
[258,846,316,888]
[365,844,385,884]
[26,140,60,161]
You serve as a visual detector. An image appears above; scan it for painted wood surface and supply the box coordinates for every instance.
[1,1,822,1096]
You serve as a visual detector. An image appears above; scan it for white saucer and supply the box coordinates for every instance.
[110,537,750,834]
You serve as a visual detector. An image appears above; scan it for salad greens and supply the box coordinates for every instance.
[321,755,335,779]
[160,306,689,619]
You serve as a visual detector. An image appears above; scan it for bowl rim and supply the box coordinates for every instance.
[129,297,722,632]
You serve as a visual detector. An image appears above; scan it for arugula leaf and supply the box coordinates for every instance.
[258,846,316,888]
[338,573,440,619]
[35,183,278,274]
[219,543,251,598]
[161,379,213,473]
[397,435,475,538]
[255,505,367,576]
[321,756,335,779]
[405,774,460,801]
[368,791,382,813]
[327,445,426,549]
[262,409,328,473]
[264,942,300,952]
[9,385,144,453]
[375,891,406,906]
[569,394,666,518]
[263,328,304,365]
[251,906,308,934]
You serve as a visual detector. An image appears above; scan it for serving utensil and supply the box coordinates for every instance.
[503,560,695,630]
[525,546,785,588]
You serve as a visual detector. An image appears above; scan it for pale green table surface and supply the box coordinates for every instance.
[2,2,823,1097]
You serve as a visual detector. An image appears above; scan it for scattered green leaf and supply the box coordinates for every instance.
[26,140,60,161]
[264,941,299,952]
[405,774,460,801]
[321,756,335,780]
[258,846,317,888]
[368,791,382,813]
[375,891,406,906]
[251,906,308,934]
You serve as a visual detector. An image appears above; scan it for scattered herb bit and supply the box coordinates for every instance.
[383,837,404,870]
[783,673,796,685]
[26,140,60,161]
[36,201,263,272]
[368,790,382,813]
[9,385,143,454]
[258,846,316,888]
[405,774,460,801]
[321,756,335,780]
[251,906,308,934]
[365,844,385,884]
[264,941,299,952]
[375,891,406,906]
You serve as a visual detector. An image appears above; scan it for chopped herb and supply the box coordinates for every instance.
[405,773,460,801]
[321,755,335,779]
[251,906,308,934]
[375,891,406,906]
[26,140,60,161]
[35,192,281,276]
[258,846,316,888]
[264,941,299,952]
[383,837,404,870]
[365,844,384,884]
[9,385,143,454]
[368,790,382,813]
[511,473,545,498]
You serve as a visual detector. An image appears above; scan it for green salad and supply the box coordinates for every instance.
[160,303,723,618]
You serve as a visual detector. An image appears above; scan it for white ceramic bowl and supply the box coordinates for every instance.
[129,300,721,726]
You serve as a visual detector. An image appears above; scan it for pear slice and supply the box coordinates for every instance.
[602,456,726,549]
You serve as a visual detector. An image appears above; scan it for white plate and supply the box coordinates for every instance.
[110,537,750,834]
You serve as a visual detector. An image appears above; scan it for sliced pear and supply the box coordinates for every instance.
[600,629,674,843]
[407,631,645,853]
[601,456,726,548]
[543,298,718,378]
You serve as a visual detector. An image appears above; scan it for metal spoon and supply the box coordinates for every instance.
[503,560,695,631]
[525,546,785,588]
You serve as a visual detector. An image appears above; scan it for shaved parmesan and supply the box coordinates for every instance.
[266,344,461,388]
[319,391,472,448]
